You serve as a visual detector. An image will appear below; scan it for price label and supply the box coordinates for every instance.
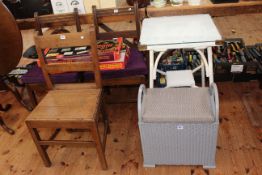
[177,125,184,130]
[60,34,66,40]
[231,65,244,73]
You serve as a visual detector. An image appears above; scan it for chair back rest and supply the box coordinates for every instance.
[34,12,101,90]
[92,2,140,47]
[35,9,81,35]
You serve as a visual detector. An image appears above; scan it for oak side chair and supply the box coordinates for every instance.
[25,12,109,170]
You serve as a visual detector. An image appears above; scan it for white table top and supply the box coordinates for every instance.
[140,14,222,46]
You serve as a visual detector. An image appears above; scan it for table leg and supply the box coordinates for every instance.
[0,104,15,135]
[2,76,32,111]
[201,57,205,87]
[149,50,154,88]
[195,48,209,87]
[207,47,214,85]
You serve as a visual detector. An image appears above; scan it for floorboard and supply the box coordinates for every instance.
[1,82,262,175]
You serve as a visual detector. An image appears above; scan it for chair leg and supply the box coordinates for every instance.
[101,104,110,134]
[100,107,109,152]
[25,84,38,109]
[26,123,51,167]
[91,122,108,170]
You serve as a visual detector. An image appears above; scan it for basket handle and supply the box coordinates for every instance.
[210,83,219,121]
[138,84,146,122]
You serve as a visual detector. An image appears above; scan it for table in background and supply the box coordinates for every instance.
[139,14,222,88]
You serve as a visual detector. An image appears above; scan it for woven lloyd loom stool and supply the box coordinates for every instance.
[137,83,219,168]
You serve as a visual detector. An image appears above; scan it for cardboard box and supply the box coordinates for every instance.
[51,0,86,14]
[67,0,86,14]
[97,38,123,61]
[51,0,69,14]
[41,50,129,71]
[100,49,129,70]
[40,38,129,70]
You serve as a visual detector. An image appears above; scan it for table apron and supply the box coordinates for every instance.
[146,42,217,51]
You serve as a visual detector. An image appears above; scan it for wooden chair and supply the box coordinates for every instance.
[90,2,147,87]
[92,2,140,47]
[25,12,109,170]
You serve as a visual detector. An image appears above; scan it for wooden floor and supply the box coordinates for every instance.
[0,13,262,175]
[0,82,262,175]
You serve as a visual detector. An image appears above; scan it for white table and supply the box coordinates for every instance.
[140,14,222,88]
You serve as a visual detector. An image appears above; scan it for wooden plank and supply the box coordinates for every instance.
[102,76,146,86]
[16,1,262,30]
[39,140,96,147]
[242,91,262,127]
[147,0,262,17]
[97,30,138,40]
[97,15,135,24]
[54,83,97,90]
[36,13,76,25]
[213,13,262,45]
[17,9,146,30]
[96,7,135,17]
[34,32,91,49]
[27,120,94,128]
[43,62,94,74]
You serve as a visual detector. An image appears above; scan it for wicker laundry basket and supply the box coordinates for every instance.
[137,83,219,168]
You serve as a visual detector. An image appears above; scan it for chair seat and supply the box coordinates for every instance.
[84,48,148,80]
[142,87,214,123]
[166,70,195,88]
[21,65,80,84]
[26,87,102,122]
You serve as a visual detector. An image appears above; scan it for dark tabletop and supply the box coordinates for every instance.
[0,2,23,76]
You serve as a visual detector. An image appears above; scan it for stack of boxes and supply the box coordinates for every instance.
[155,39,262,87]
[41,38,130,71]
[51,0,120,14]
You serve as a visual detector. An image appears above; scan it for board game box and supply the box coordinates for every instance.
[39,38,129,70]
[43,37,123,62]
